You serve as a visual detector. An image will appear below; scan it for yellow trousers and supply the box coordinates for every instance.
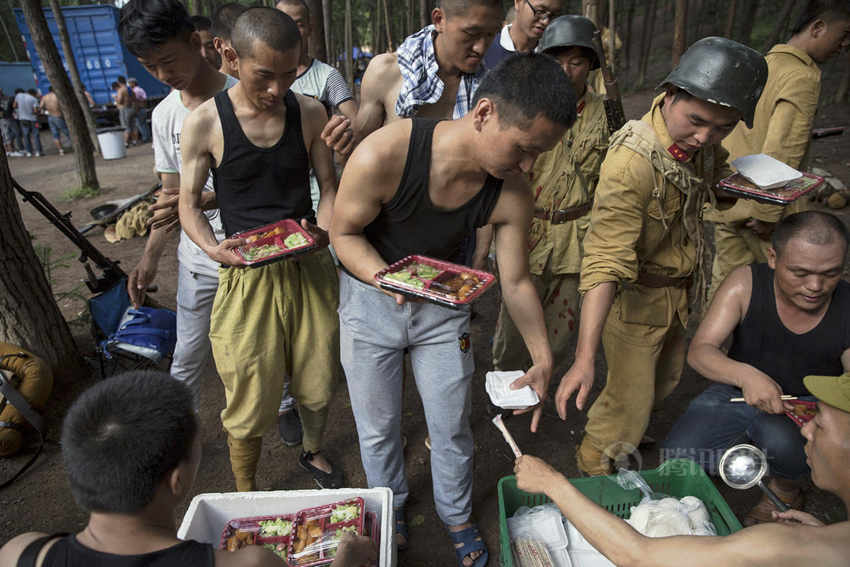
[492,272,580,371]
[578,301,687,476]
[210,250,340,488]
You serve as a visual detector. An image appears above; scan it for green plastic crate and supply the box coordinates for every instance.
[498,459,743,567]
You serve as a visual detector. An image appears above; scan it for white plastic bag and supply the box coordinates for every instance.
[508,504,571,567]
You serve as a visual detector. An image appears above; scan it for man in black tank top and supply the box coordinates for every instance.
[0,371,375,567]
[178,8,344,492]
[663,212,850,525]
[331,55,576,567]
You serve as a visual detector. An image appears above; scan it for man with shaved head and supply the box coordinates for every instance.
[178,7,343,492]
[664,211,850,525]
[211,2,247,77]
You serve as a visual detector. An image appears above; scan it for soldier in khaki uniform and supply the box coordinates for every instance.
[493,15,609,371]
[553,37,768,476]
[707,3,850,299]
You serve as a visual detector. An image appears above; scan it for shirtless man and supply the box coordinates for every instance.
[39,87,71,155]
[516,369,850,567]
[322,0,502,157]
[115,75,138,147]
[179,7,343,491]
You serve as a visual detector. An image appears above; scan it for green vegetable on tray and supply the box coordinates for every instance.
[259,517,293,537]
[284,232,309,248]
[263,543,288,559]
[412,263,440,279]
[384,270,425,289]
[244,243,283,261]
[329,503,360,523]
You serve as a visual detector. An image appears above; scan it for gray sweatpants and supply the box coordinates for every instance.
[338,271,475,526]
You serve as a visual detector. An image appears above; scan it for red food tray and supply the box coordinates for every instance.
[287,498,365,567]
[785,400,817,428]
[219,513,296,552]
[374,255,496,309]
[719,172,823,205]
[233,219,317,267]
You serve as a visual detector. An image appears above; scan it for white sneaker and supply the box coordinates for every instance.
[59,149,65,156]
[8,151,23,157]
[35,152,43,157]
[25,152,32,157]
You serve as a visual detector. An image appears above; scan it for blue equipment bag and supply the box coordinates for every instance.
[101,307,177,362]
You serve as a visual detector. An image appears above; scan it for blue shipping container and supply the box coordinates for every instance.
[0,62,37,95]
[14,5,170,105]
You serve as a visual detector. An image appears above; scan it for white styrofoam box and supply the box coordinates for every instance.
[485,370,540,409]
[177,487,396,566]
[568,550,616,567]
[732,153,802,189]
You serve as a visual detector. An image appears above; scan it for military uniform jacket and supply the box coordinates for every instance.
[579,93,733,328]
[528,91,609,276]
[713,44,820,224]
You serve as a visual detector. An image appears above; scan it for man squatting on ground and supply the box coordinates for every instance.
[492,14,610,371]
[274,0,359,448]
[331,54,577,567]
[554,37,769,476]
[706,0,850,300]
[663,211,850,525]
[0,372,376,567]
[179,7,343,492]
[515,370,850,567]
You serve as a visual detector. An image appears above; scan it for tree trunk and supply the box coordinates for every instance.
[420,0,428,28]
[406,0,414,38]
[0,6,21,60]
[582,0,600,25]
[304,0,327,63]
[21,0,98,191]
[608,0,615,72]
[835,54,850,103]
[637,0,657,87]
[624,0,635,73]
[724,0,737,38]
[672,0,687,66]
[737,0,758,45]
[764,0,796,51]
[381,0,392,52]
[0,147,86,383]
[322,0,332,65]
[344,0,353,90]
[48,0,100,155]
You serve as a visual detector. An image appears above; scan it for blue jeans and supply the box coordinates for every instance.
[134,107,150,142]
[48,115,70,143]
[338,271,475,526]
[661,383,810,479]
[20,120,42,154]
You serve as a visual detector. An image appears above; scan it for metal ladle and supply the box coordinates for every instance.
[718,444,789,512]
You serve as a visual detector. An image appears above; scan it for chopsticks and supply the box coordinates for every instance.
[492,414,522,458]
[729,395,798,402]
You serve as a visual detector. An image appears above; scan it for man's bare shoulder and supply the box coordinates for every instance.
[362,53,402,89]
[715,264,754,305]
[293,92,327,125]
[0,532,57,567]
[184,97,220,130]
[355,119,411,162]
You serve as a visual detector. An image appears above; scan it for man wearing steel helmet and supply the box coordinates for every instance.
[492,15,609,372]
[512,371,850,567]
[553,37,768,476]
[706,0,850,301]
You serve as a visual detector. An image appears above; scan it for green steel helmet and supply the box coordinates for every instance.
[537,15,600,70]
[661,36,767,128]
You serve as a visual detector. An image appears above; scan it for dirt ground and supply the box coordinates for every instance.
[2,80,849,566]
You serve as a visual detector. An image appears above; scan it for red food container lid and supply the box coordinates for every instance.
[233,219,317,268]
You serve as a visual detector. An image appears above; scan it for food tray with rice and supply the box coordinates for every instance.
[785,400,817,427]
[718,172,823,205]
[234,219,317,267]
[375,255,496,308]
[219,514,296,560]
[288,498,366,566]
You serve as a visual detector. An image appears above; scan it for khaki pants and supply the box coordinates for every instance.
[578,304,687,475]
[708,221,770,301]
[492,272,580,371]
[210,250,340,488]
